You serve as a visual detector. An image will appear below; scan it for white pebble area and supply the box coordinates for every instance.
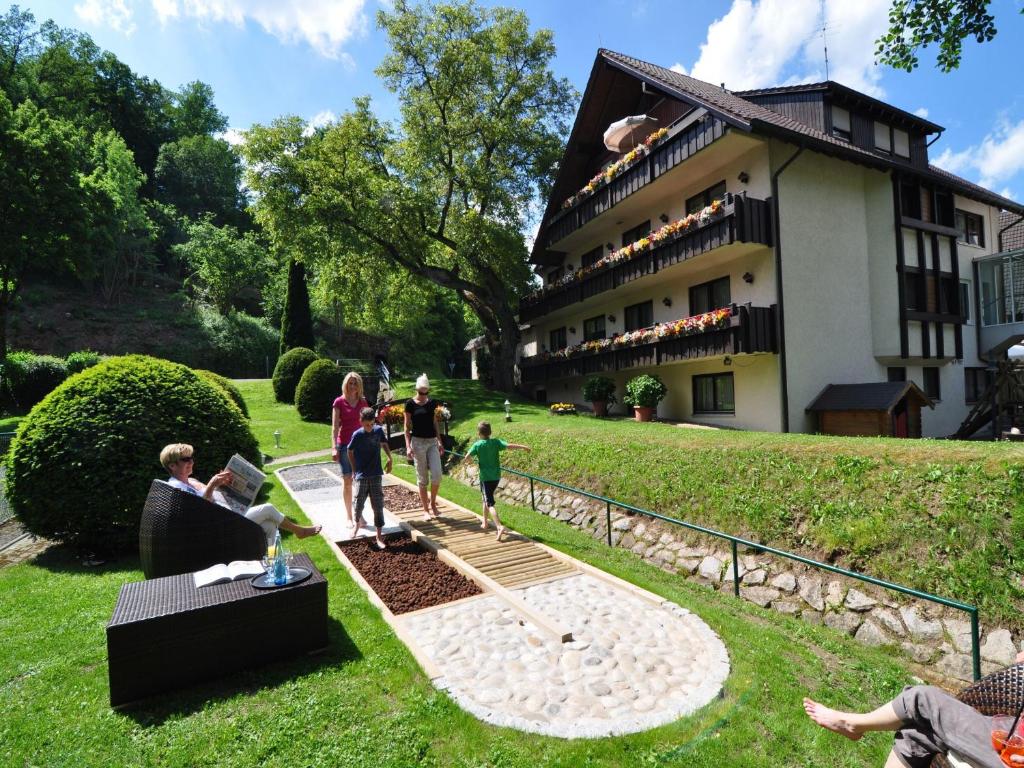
[402,573,730,738]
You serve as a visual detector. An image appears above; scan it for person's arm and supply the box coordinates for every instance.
[382,438,393,475]
[403,408,413,454]
[348,447,357,475]
[203,470,233,501]
[331,406,342,459]
[506,443,531,451]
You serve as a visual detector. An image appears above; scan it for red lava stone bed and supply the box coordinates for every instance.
[339,534,481,614]
[382,485,421,511]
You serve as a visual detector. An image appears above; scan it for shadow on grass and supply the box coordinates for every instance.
[30,543,141,576]
[119,614,360,727]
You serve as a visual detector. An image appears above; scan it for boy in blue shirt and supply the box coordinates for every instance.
[348,407,393,550]
[467,421,530,542]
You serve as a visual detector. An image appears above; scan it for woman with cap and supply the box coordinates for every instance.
[404,373,444,519]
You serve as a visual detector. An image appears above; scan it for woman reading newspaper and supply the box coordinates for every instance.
[160,443,321,544]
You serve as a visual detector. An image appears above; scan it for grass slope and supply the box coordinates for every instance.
[0,460,913,767]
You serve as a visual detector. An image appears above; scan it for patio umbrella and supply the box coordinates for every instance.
[603,114,658,152]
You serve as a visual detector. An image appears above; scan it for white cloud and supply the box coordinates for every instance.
[74,0,136,35]
[934,118,1024,194]
[914,107,930,118]
[669,62,687,75]
[302,109,338,137]
[151,0,368,60]
[685,0,889,95]
[216,127,246,146]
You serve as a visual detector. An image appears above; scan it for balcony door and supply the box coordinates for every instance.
[689,276,731,315]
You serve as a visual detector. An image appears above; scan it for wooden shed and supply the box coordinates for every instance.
[806,382,934,438]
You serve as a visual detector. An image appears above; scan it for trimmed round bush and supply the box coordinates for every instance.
[195,369,249,418]
[295,359,342,422]
[272,346,318,403]
[4,351,69,410]
[64,349,103,374]
[5,355,260,555]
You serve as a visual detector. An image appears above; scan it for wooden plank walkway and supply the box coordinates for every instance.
[390,501,577,589]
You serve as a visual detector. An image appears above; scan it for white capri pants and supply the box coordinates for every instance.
[410,436,442,486]
[244,503,285,544]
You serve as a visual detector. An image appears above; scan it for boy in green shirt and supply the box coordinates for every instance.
[466,421,530,541]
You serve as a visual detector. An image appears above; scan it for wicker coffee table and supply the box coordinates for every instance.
[107,552,328,707]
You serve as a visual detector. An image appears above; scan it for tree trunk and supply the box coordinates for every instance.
[488,304,521,392]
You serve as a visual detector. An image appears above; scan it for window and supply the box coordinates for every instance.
[685,180,727,215]
[894,128,910,158]
[583,314,606,342]
[955,210,985,247]
[900,181,921,219]
[621,220,651,248]
[693,373,735,414]
[960,280,972,324]
[935,191,954,227]
[547,267,563,285]
[549,327,566,351]
[831,106,851,141]
[580,245,603,269]
[624,300,653,331]
[887,367,906,383]
[904,272,925,311]
[964,367,993,404]
[922,367,941,401]
[874,122,892,153]
[689,276,731,315]
[904,271,960,315]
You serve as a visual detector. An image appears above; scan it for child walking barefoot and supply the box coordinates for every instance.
[467,421,529,542]
[347,407,393,550]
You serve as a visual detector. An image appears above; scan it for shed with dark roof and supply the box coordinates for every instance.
[806,381,934,438]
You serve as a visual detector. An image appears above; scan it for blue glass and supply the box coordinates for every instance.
[272,531,287,585]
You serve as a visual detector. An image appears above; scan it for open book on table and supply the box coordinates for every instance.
[215,453,267,515]
[193,560,265,588]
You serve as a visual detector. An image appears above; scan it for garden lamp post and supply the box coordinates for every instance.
[273,429,281,449]
[504,399,511,422]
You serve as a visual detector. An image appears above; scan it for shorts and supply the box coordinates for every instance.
[410,436,442,486]
[353,475,385,529]
[480,479,499,507]
[336,445,352,477]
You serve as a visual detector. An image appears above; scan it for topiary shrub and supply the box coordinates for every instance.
[5,355,260,555]
[272,346,318,403]
[64,350,103,374]
[295,358,342,422]
[623,373,668,409]
[195,369,249,418]
[3,351,69,410]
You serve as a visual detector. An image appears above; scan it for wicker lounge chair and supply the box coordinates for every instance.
[139,479,266,579]
[936,663,1024,767]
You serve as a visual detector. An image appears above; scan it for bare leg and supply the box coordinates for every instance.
[280,519,322,539]
[481,502,490,530]
[375,527,386,550]
[430,482,441,516]
[803,698,903,740]
[491,506,506,541]
[343,475,354,525]
[418,485,431,520]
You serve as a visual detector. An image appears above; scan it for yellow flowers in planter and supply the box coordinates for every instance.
[560,127,671,210]
[549,402,577,415]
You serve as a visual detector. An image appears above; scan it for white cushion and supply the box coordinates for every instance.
[948,750,983,768]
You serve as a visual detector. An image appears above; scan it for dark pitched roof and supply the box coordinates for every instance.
[805,382,934,413]
[598,50,1024,215]
[1001,210,1024,252]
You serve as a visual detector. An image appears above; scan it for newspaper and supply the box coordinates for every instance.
[216,453,267,515]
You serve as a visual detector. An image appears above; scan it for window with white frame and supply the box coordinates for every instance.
[831,106,851,141]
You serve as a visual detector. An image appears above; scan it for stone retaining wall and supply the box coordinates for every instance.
[454,463,1018,682]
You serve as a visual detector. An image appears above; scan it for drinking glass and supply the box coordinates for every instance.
[992,716,1024,767]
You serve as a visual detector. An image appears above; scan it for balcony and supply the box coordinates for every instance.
[978,250,1024,357]
[519,304,777,384]
[545,114,730,247]
[519,194,773,324]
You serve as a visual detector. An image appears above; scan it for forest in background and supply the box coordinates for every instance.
[0,4,477,379]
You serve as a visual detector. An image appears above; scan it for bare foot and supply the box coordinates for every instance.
[296,525,322,539]
[431,504,441,518]
[803,699,863,741]
[374,537,386,550]
[480,520,489,531]
[495,524,506,542]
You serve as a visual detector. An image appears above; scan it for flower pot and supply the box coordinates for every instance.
[592,400,608,418]
[634,406,654,422]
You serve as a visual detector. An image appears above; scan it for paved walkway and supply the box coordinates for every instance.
[276,462,730,738]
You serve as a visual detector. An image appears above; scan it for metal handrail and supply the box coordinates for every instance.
[446,448,982,680]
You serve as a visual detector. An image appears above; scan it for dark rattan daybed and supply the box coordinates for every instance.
[139,479,266,579]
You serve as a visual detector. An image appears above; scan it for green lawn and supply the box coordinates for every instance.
[1,457,915,767]
[234,379,334,460]
[0,415,23,433]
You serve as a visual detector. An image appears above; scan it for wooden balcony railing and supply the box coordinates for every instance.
[544,114,729,247]
[519,304,777,384]
[520,194,772,324]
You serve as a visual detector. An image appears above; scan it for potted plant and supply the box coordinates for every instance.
[582,376,617,418]
[623,374,667,422]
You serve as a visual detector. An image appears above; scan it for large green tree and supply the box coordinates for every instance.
[0,92,87,357]
[877,0,1024,71]
[154,134,243,224]
[174,217,270,314]
[245,1,574,390]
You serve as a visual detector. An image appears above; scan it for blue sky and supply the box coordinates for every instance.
[22,0,1024,202]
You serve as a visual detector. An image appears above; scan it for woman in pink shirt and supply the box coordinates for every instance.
[331,372,369,529]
